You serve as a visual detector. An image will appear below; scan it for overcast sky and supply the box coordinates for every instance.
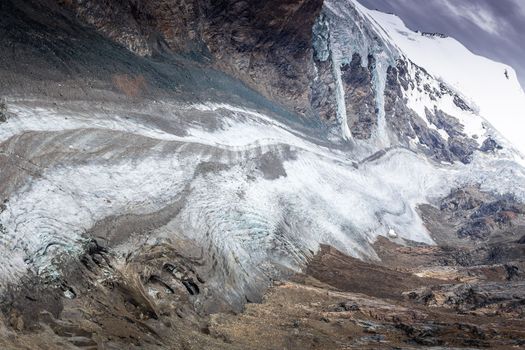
[356,0,525,90]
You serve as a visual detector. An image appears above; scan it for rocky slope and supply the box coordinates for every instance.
[0,0,524,349]
[1,236,524,349]
[60,0,324,116]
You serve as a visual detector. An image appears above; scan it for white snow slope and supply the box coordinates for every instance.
[351,0,525,155]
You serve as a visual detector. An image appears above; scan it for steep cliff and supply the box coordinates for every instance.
[60,0,324,115]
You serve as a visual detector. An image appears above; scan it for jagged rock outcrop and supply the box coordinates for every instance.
[420,186,525,242]
[59,0,323,115]
[480,137,503,153]
[341,54,378,139]
[384,60,481,163]
[3,0,511,163]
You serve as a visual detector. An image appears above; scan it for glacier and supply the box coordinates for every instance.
[1,96,525,307]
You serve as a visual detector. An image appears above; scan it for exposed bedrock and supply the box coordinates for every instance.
[310,58,338,124]
[341,53,378,140]
[3,237,524,349]
[0,239,234,349]
[419,186,525,244]
[2,0,505,163]
[384,60,480,164]
[52,0,324,116]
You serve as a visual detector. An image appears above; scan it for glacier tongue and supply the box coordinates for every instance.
[1,98,525,305]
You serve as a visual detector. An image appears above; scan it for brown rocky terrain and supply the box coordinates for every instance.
[1,0,502,158]
[1,233,524,349]
[58,0,323,116]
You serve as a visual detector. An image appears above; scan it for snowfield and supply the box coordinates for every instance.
[350,0,525,155]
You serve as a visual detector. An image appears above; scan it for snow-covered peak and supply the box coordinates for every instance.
[351,0,525,155]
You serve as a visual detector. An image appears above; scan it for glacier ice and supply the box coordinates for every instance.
[1,98,524,304]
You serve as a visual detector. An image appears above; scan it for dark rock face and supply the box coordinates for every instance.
[63,0,324,115]
[456,193,524,239]
[384,64,419,142]
[425,108,477,163]
[4,0,492,166]
[422,186,525,241]
[480,137,503,153]
[453,94,473,112]
[205,0,324,115]
[310,58,338,122]
[448,136,478,164]
[426,108,464,138]
[406,281,525,316]
[384,62,453,162]
[341,54,377,139]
